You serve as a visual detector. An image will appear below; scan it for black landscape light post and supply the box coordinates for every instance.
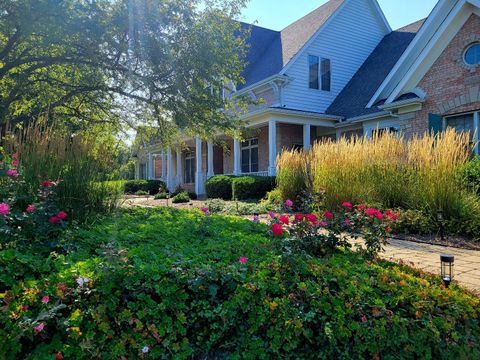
[440,254,454,288]
[437,209,445,241]
[166,193,170,207]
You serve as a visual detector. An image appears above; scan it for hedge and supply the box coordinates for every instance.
[124,180,166,195]
[232,176,276,200]
[205,175,233,200]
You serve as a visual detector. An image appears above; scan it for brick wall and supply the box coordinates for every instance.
[405,14,480,138]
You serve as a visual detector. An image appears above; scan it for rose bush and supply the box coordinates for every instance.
[268,198,397,258]
[0,150,68,246]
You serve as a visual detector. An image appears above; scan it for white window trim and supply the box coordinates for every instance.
[241,138,259,173]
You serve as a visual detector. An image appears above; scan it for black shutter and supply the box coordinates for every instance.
[428,113,443,135]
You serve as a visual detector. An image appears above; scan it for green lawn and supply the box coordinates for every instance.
[1,208,480,359]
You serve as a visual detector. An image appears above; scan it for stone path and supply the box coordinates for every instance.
[354,237,480,292]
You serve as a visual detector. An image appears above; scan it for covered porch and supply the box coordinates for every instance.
[139,109,340,196]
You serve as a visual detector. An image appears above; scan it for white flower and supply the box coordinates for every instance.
[76,277,89,287]
[142,346,150,353]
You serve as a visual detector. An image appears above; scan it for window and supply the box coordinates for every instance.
[321,58,331,91]
[292,144,303,151]
[241,138,259,173]
[446,113,475,141]
[184,152,195,184]
[464,43,480,66]
[308,55,319,89]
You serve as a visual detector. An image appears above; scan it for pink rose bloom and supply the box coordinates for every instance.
[284,199,294,208]
[0,203,10,216]
[356,204,366,211]
[324,211,334,220]
[268,211,276,219]
[342,202,353,210]
[319,221,328,227]
[34,323,45,333]
[41,295,49,303]
[11,159,19,167]
[344,218,352,226]
[12,152,19,160]
[200,207,209,215]
[7,168,18,178]
[279,215,289,225]
[49,216,60,224]
[41,180,54,187]
[385,210,399,221]
[294,214,304,221]
[239,256,248,264]
[272,223,284,236]
[26,204,36,213]
[305,214,318,224]
[57,211,68,220]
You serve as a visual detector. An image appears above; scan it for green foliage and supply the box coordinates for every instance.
[462,156,480,195]
[154,192,169,200]
[232,176,276,200]
[392,209,435,235]
[134,190,149,196]
[1,207,479,358]
[206,198,274,215]
[124,180,166,195]
[172,191,190,204]
[205,175,233,200]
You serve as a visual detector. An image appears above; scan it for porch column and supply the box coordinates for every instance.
[166,148,173,192]
[233,138,241,175]
[147,153,152,179]
[176,149,183,186]
[474,111,479,155]
[303,124,311,151]
[268,119,277,176]
[195,138,205,195]
[161,151,167,179]
[207,141,214,178]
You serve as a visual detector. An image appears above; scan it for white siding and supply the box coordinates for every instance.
[282,0,389,113]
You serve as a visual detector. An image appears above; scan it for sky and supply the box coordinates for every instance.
[240,0,438,31]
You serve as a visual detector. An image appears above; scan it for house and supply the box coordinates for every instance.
[135,0,480,197]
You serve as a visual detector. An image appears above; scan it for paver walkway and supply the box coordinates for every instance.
[353,237,480,292]
[123,196,480,292]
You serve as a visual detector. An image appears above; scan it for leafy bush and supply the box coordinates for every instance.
[154,192,169,200]
[462,155,480,195]
[172,191,190,203]
[232,176,276,200]
[1,207,479,359]
[188,191,197,200]
[206,198,274,215]
[134,190,149,196]
[124,180,166,195]
[205,175,233,200]
[391,209,435,235]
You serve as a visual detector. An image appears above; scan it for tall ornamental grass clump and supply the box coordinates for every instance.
[276,130,479,237]
[1,122,123,222]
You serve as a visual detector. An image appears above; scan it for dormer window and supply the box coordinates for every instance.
[308,55,331,91]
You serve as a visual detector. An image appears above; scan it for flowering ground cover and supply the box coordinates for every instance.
[1,207,480,359]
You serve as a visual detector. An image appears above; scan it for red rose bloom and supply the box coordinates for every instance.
[49,216,60,224]
[279,215,289,225]
[305,213,318,224]
[356,204,366,211]
[342,202,353,210]
[294,214,304,221]
[324,211,334,220]
[57,211,68,220]
[41,180,54,187]
[272,223,284,237]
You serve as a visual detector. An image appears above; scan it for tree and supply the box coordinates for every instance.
[0,0,250,139]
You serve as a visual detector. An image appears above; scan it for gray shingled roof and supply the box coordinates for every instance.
[239,0,345,89]
[326,19,425,119]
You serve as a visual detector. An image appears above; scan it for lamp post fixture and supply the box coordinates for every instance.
[440,254,454,288]
[253,212,259,224]
[437,209,445,241]
[166,193,170,207]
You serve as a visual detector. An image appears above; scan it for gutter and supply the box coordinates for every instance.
[233,74,292,97]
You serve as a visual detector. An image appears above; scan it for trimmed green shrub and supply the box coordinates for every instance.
[172,191,190,203]
[232,176,276,200]
[154,192,169,200]
[391,209,435,235]
[205,175,233,200]
[206,198,274,215]
[124,180,166,195]
[134,190,149,196]
[188,191,198,200]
